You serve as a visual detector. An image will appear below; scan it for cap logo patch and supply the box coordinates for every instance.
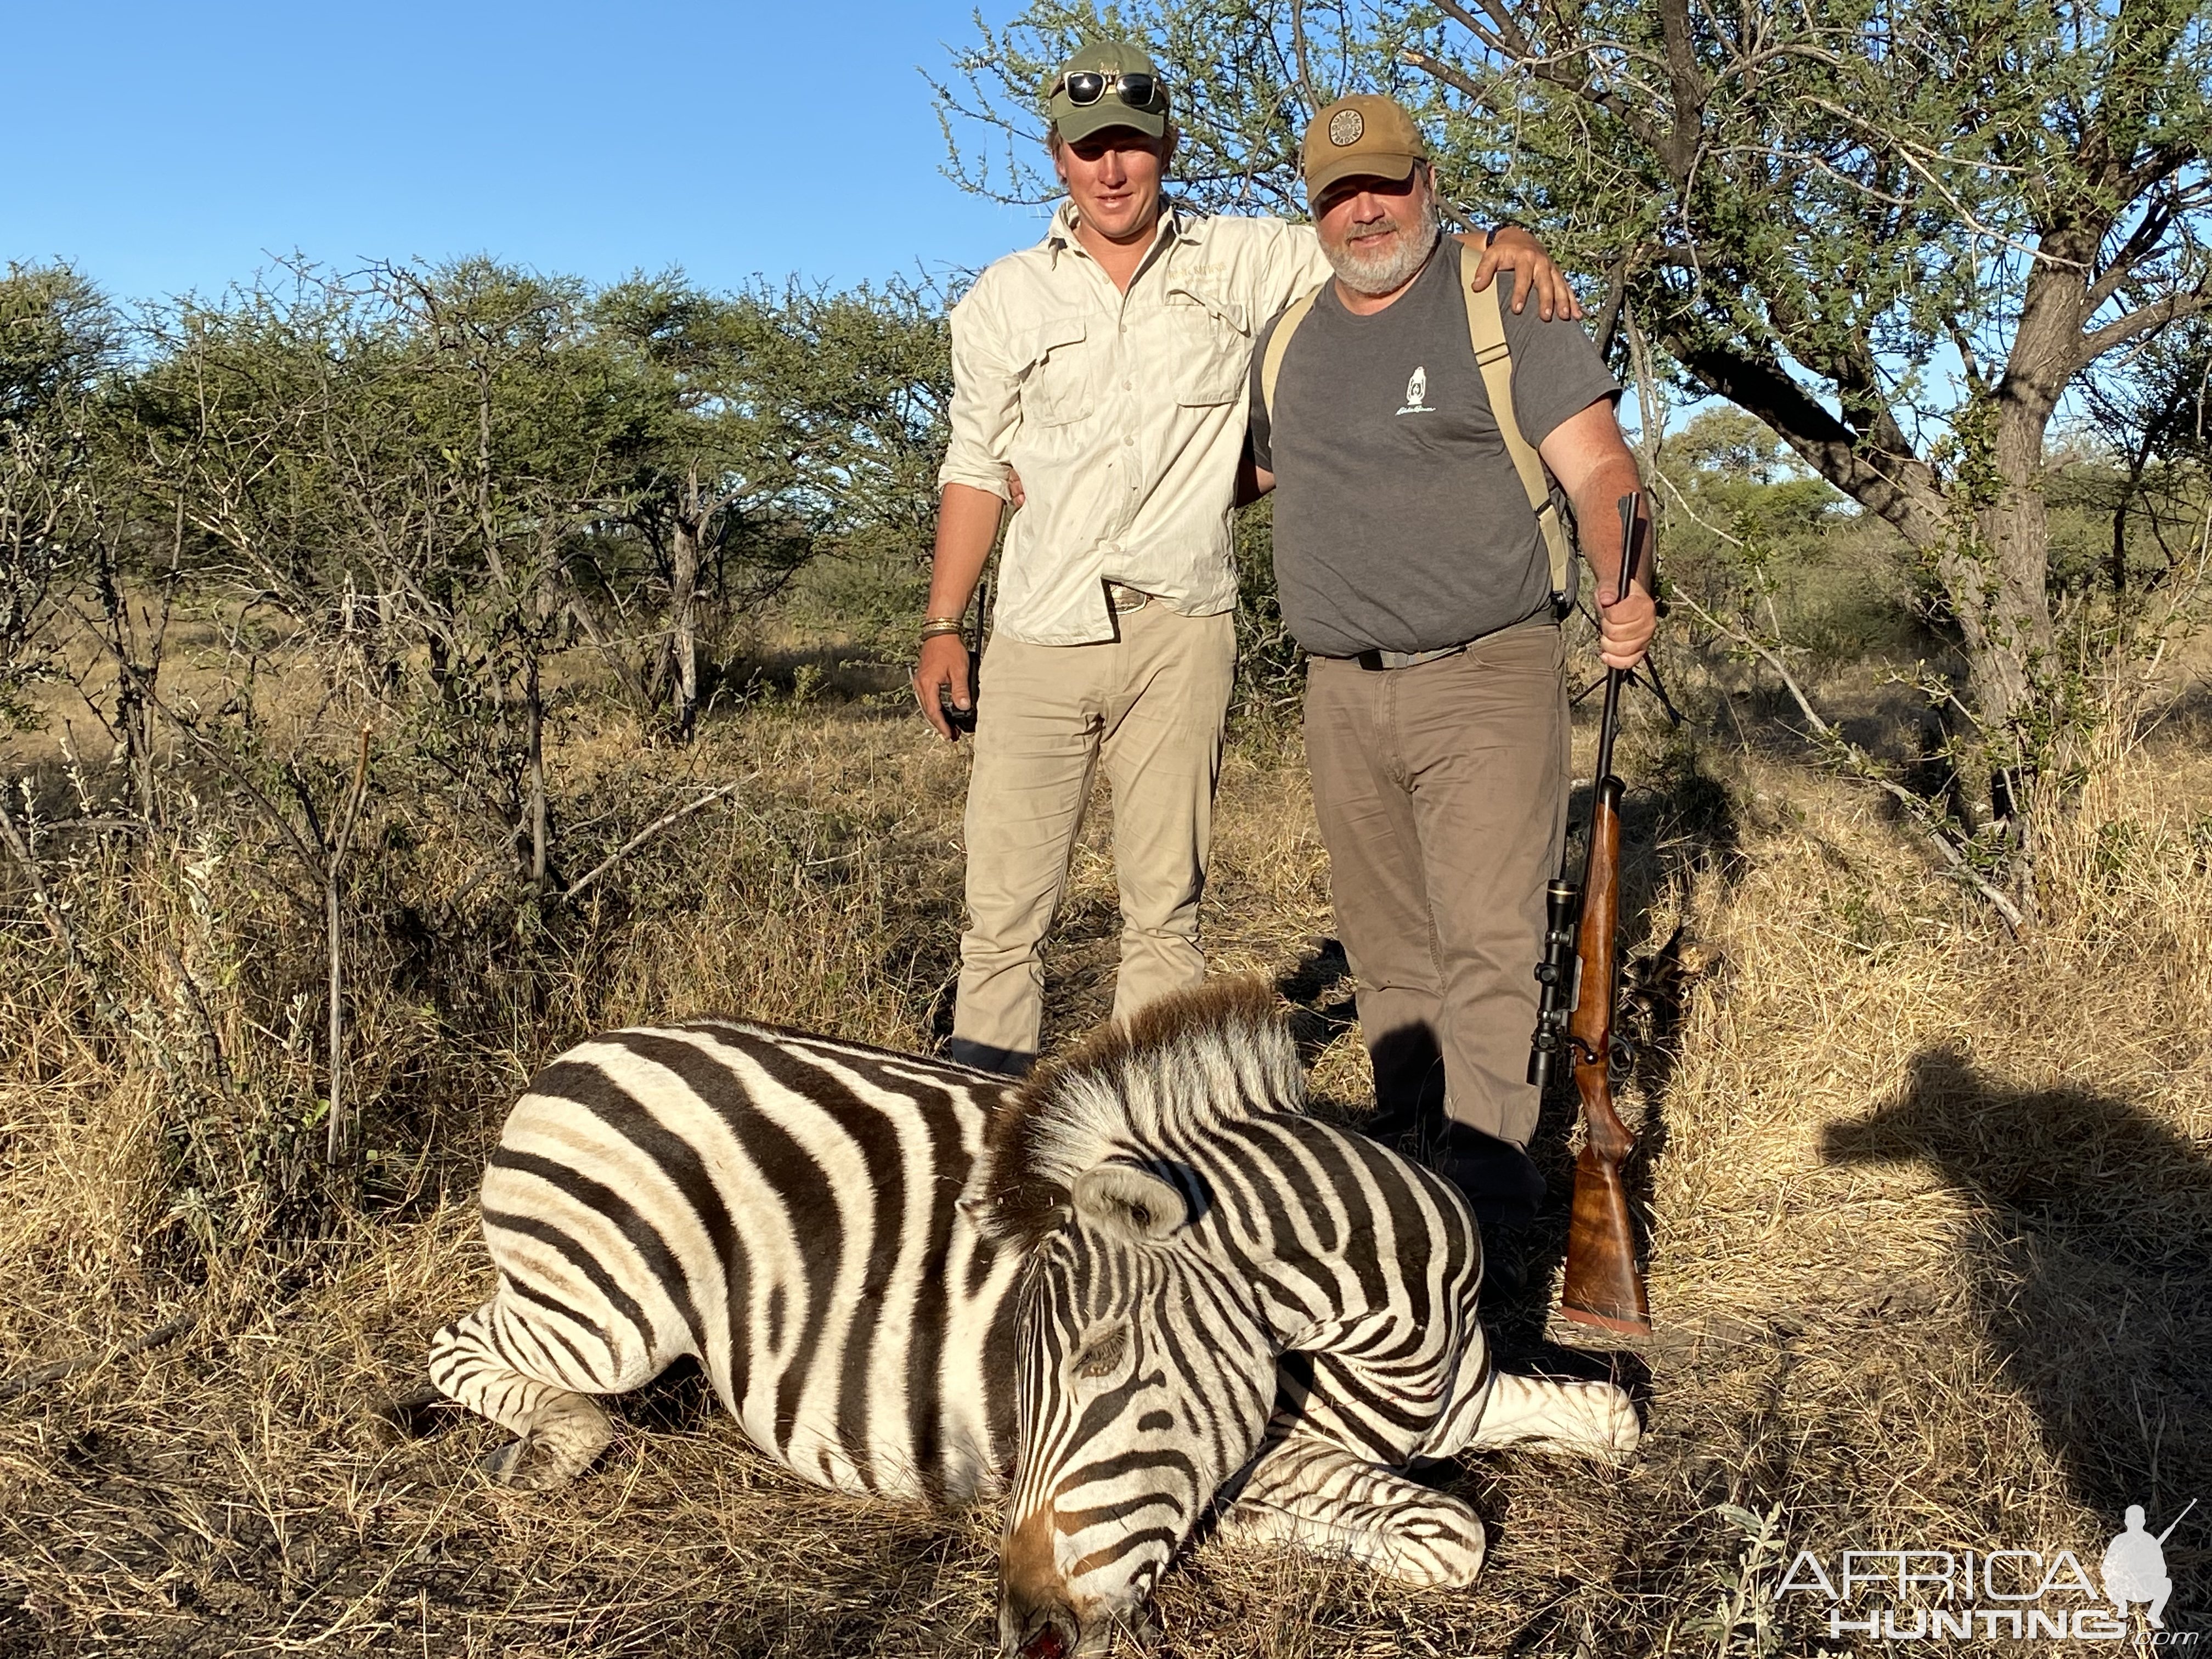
[1328,108,1365,146]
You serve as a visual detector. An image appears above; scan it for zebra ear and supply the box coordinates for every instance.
[1069,1161,1189,1244]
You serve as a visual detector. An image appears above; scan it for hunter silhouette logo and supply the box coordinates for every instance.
[1776,1499,2200,1643]
[1397,365,1434,415]
[2104,1501,2193,1628]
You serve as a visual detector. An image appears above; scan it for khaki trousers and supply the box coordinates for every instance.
[1303,623,1568,1221]
[951,604,1237,1071]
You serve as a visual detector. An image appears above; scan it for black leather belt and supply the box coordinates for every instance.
[1350,642,1470,671]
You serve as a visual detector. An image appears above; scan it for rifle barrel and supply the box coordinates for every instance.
[2157,1497,2198,1545]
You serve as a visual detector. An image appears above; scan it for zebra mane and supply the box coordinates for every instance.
[968,978,1306,1246]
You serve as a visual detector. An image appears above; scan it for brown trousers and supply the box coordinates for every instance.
[950,604,1238,1073]
[1303,623,1568,1216]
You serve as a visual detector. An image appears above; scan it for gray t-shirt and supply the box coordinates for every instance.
[1248,247,1621,658]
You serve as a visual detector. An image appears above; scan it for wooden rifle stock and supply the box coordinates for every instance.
[1556,491,1653,1335]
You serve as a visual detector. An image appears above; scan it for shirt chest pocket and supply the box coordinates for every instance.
[1162,284,1251,407]
[1016,318,1091,428]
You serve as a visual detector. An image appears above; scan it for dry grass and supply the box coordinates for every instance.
[1,627,2207,1657]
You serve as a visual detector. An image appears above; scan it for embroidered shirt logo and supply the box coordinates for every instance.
[1397,365,1435,416]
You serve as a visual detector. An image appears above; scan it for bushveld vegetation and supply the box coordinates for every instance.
[4,0,2211,1640]
[1,243,2207,1656]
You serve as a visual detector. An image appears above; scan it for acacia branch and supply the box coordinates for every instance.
[0,787,112,1009]
[1667,340,1945,546]
[0,1310,198,1403]
[1398,47,1509,116]
[2083,202,2176,315]
[1290,0,1322,114]
[325,725,373,1166]
[2078,287,2212,368]
[66,614,325,916]
[1431,0,1672,155]
[1654,0,1707,178]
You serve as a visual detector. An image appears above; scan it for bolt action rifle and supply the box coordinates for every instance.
[1527,489,1654,1335]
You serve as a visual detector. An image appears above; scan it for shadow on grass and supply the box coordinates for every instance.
[1822,1047,2212,1524]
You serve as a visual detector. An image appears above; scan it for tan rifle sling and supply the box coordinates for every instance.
[1256,238,1573,608]
[1458,239,1575,606]
[1256,283,1324,430]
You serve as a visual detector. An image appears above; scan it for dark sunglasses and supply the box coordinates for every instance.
[1052,70,1164,110]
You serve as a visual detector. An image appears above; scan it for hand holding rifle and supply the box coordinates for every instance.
[1529,489,1655,1335]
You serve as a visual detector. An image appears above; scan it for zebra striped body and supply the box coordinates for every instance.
[431,1018,1029,1499]
[429,981,1638,1656]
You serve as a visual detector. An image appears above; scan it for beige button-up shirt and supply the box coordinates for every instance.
[938,202,1333,645]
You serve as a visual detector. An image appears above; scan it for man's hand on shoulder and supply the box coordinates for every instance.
[1465,227,1584,323]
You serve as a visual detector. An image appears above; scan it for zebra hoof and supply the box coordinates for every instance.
[1120,1606,1164,1653]
[477,1437,532,1483]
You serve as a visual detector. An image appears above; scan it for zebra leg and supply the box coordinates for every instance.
[1463,1370,1640,1463]
[426,1299,619,1490]
[1212,1436,1488,1589]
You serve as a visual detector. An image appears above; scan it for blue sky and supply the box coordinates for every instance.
[7,1,1055,307]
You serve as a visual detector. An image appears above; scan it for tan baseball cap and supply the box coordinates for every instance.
[1045,40,1170,144]
[1302,94,1427,201]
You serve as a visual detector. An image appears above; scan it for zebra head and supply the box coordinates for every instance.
[997,1159,1277,1656]
[965,982,1303,1659]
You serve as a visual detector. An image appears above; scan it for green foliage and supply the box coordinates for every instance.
[0,258,956,885]
[932,1,1334,216]
[1683,1502,1790,1656]
[584,272,947,731]
[0,263,116,727]
[1655,409,1916,665]
[942,0,2212,870]
[1230,495,1304,722]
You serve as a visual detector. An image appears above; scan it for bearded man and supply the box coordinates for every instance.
[915,45,1578,1076]
[1245,94,1656,1243]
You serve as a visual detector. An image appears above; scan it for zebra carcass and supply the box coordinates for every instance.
[427,978,1639,1658]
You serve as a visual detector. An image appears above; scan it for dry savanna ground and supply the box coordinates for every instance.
[0,603,2207,1658]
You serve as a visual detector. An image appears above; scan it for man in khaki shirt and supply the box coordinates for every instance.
[914,40,1576,1075]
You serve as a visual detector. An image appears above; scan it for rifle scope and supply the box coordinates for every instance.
[1526,877,1582,1089]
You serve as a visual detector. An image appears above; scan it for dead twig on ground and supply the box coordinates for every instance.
[0,1310,199,1403]
[558,776,753,908]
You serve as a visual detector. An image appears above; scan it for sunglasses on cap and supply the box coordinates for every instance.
[1051,70,1164,109]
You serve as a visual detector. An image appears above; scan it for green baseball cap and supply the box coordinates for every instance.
[1045,39,1169,144]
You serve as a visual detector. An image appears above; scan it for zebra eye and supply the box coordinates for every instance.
[1072,1329,1127,1379]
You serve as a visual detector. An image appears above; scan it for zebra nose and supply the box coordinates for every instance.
[1005,1601,1077,1659]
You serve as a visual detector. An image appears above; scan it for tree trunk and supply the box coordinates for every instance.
[1938,247,2077,836]
[670,503,702,744]
[526,654,550,895]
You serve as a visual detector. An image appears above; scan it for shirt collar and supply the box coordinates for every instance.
[1043,198,1205,264]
